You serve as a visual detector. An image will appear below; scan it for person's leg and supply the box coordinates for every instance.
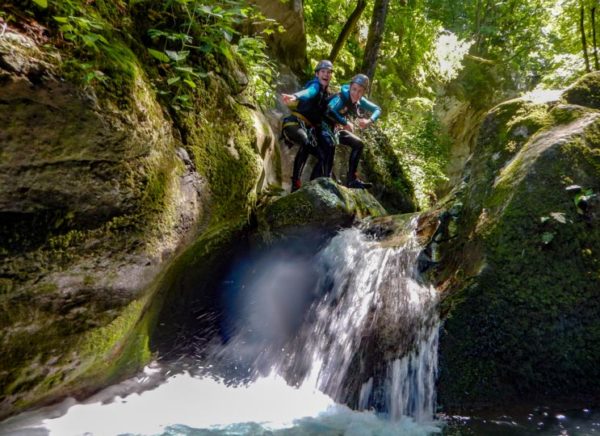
[338,130,371,189]
[284,125,311,192]
[310,128,335,180]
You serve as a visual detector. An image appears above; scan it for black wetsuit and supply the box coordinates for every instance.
[282,78,331,187]
[324,84,382,183]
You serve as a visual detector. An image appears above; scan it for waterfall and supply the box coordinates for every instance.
[0,218,442,435]
[218,217,440,422]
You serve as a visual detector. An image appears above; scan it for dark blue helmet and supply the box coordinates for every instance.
[351,73,370,89]
[314,60,334,72]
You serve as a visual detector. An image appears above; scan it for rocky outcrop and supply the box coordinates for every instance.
[562,71,600,110]
[433,73,600,411]
[360,126,418,213]
[0,23,279,418]
[257,177,387,241]
[436,97,487,194]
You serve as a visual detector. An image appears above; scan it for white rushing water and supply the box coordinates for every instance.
[0,221,442,435]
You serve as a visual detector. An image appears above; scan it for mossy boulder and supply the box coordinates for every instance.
[434,82,600,411]
[562,71,600,110]
[330,126,417,214]
[257,177,387,241]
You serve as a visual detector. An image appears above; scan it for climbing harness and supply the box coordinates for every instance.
[281,114,318,148]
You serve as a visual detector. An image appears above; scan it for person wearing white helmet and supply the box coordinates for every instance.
[281,60,334,192]
[324,73,381,189]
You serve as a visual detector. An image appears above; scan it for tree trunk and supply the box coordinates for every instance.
[360,0,391,82]
[474,0,483,53]
[592,7,599,70]
[329,0,367,64]
[581,3,591,73]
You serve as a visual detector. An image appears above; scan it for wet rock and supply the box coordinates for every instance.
[0,24,277,419]
[435,75,600,411]
[257,177,387,241]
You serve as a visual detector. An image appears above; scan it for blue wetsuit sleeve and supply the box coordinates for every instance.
[327,94,349,125]
[359,97,382,122]
[293,82,320,101]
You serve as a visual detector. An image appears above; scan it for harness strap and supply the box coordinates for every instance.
[291,111,314,128]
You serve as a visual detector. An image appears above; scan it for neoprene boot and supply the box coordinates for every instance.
[347,173,372,189]
[291,178,302,193]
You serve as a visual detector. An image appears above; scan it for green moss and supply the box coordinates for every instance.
[147,217,250,353]
[2,287,157,415]
[437,112,600,411]
[361,126,417,213]
[0,0,272,420]
[74,296,153,382]
[550,104,589,125]
[256,178,387,241]
[176,76,262,225]
[479,99,550,159]
[562,71,600,110]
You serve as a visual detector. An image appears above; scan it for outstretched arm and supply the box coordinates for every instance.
[282,82,320,107]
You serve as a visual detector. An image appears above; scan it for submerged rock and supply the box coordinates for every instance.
[434,73,600,411]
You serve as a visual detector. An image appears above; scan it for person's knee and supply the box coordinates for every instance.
[284,126,309,147]
[352,136,364,150]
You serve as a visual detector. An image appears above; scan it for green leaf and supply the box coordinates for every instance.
[167,76,181,85]
[541,232,554,245]
[97,34,109,45]
[148,49,170,63]
[174,66,195,74]
[59,24,75,33]
[165,50,189,62]
[219,43,233,60]
[33,0,48,7]
[184,79,196,88]
[82,34,100,48]
[53,16,69,23]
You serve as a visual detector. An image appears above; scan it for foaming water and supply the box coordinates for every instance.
[0,367,441,435]
[0,221,444,435]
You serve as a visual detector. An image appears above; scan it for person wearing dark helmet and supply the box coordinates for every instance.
[325,73,381,189]
[281,60,334,192]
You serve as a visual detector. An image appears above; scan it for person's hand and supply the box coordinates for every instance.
[357,118,372,129]
[281,94,297,106]
[343,122,355,132]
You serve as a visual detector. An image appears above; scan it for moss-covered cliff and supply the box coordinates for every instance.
[0,2,279,418]
[434,72,600,411]
[0,0,406,420]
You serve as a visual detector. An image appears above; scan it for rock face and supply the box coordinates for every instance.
[249,0,307,74]
[436,97,487,194]
[0,24,279,418]
[434,73,600,411]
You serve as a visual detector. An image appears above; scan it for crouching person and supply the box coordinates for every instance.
[281,60,334,192]
[325,74,381,189]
